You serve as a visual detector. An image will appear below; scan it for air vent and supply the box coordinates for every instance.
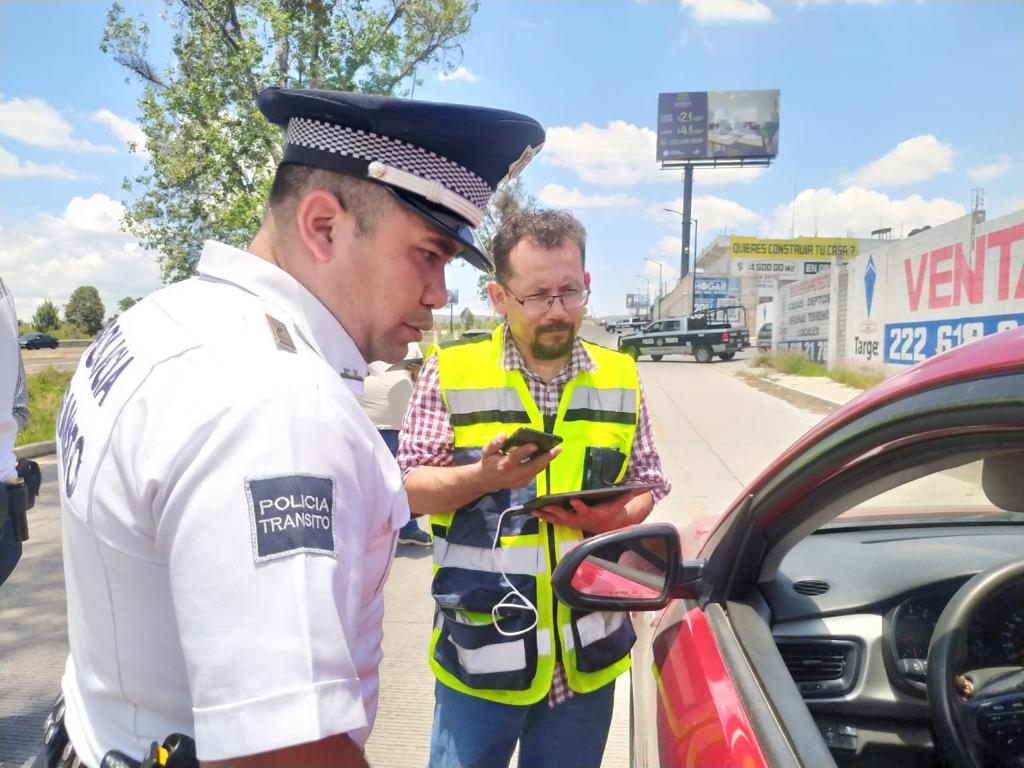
[775,639,861,698]
[778,643,846,681]
[793,579,830,596]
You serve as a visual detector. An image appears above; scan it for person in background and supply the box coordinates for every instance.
[399,209,671,768]
[359,341,431,546]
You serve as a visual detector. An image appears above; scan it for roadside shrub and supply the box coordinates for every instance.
[15,366,74,446]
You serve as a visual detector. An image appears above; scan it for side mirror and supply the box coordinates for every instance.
[552,523,703,612]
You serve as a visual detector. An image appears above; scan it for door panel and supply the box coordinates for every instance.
[634,598,769,767]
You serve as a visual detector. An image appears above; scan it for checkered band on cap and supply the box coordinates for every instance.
[286,117,493,212]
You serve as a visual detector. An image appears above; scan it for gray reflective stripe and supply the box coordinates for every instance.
[434,536,547,575]
[536,628,552,657]
[562,611,628,652]
[449,634,527,674]
[577,610,627,647]
[563,386,636,424]
[446,387,527,417]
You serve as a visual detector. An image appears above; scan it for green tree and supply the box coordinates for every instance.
[459,306,474,330]
[102,0,478,283]
[118,296,142,312]
[475,177,536,302]
[32,299,60,332]
[65,287,106,336]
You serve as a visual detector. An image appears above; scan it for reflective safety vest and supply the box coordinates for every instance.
[428,325,641,704]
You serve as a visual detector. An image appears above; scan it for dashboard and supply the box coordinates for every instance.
[760,524,1024,764]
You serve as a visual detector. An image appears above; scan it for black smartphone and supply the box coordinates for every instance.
[521,483,658,512]
[500,427,563,455]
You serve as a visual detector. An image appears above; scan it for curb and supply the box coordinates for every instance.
[14,440,56,459]
[735,374,844,415]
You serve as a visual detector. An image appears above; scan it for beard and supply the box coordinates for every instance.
[529,321,576,360]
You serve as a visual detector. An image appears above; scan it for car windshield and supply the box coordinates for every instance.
[823,453,1024,529]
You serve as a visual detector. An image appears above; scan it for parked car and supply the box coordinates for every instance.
[18,332,59,350]
[607,317,648,334]
[618,314,743,362]
[756,322,773,351]
[554,326,1024,768]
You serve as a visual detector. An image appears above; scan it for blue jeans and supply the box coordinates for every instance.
[428,680,615,768]
[379,429,420,538]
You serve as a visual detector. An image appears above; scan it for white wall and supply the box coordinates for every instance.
[843,209,1024,374]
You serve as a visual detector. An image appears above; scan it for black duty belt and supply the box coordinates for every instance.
[34,692,198,768]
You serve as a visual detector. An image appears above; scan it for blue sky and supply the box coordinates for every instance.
[2,0,1022,321]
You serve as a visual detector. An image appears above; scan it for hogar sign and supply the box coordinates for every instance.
[885,216,1024,365]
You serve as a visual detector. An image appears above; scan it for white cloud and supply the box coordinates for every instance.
[539,184,639,209]
[0,145,82,179]
[761,186,966,239]
[0,97,116,153]
[0,193,163,320]
[652,194,765,237]
[840,134,954,188]
[93,109,149,158]
[797,0,889,5]
[543,121,768,187]
[642,252,679,283]
[680,0,775,24]
[968,155,1011,181]
[436,66,479,83]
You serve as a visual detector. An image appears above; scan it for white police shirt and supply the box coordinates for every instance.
[0,276,19,481]
[57,240,410,764]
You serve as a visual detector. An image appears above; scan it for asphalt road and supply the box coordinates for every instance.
[20,348,84,375]
[0,324,826,767]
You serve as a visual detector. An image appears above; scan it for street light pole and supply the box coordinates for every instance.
[643,257,664,319]
[635,274,651,319]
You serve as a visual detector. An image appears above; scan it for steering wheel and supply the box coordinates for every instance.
[928,560,1024,768]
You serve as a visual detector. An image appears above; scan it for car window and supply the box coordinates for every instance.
[824,454,1024,528]
[664,321,680,332]
[647,322,662,332]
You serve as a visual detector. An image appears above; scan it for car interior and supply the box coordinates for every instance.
[555,371,1023,768]
[709,364,1024,768]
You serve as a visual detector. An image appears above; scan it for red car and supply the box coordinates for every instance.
[554,326,1024,768]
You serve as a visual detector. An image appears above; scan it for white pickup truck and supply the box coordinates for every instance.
[606,317,648,333]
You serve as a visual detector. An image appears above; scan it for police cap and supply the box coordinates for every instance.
[257,87,545,272]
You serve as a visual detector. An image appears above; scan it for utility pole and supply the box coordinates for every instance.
[643,258,664,320]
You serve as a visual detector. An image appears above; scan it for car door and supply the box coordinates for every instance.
[638,321,663,353]
[654,320,683,354]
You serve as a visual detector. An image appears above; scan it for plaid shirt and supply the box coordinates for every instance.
[398,326,670,706]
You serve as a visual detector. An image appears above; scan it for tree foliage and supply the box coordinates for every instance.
[459,306,474,329]
[64,287,106,336]
[102,0,479,283]
[118,296,143,312]
[32,300,60,332]
[475,177,536,302]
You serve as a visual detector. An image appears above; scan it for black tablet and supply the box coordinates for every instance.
[522,483,659,512]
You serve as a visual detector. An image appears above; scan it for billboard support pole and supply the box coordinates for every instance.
[681,164,694,282]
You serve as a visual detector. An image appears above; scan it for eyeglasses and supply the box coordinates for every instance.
[503,286,590,316]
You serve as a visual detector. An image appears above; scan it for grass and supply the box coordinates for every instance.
[15,366,74,446]
[752,351,885,390]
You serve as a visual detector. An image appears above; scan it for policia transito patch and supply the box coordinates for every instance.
[246,474,335,562]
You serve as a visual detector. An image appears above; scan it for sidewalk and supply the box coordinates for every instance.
[727,363,866,413]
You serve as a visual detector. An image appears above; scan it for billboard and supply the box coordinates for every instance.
[693,276,740,313]
[657,90,780,163]
[776,272,831,363]
[446,289,459,306]
[729,236,860,277]
[625,293,649,309]
[842,210,1024,369]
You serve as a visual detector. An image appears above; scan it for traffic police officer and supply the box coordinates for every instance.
[1,275,32,587]
[46,88,545,767]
